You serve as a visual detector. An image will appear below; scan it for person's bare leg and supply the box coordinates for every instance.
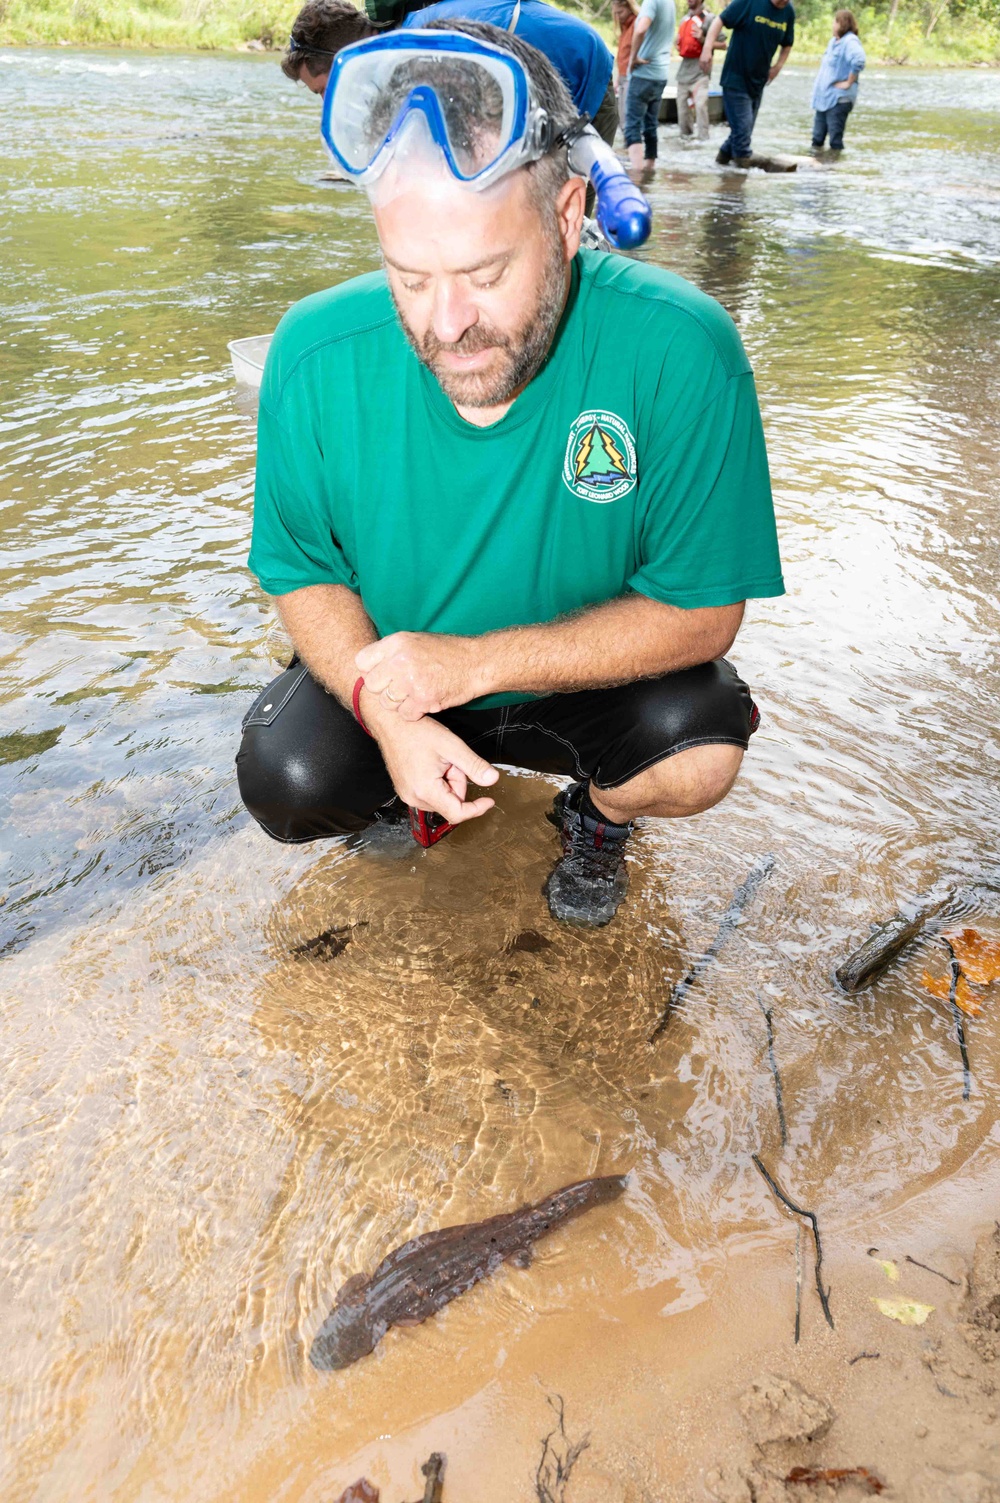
[589,743,744,823]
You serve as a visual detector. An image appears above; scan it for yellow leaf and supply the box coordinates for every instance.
[920,969,984,1017]
[874,1259,900,1282]
[943,927,1000,987]
[871,1297,934,1326]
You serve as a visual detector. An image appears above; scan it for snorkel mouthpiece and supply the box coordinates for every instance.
[567,127,652,251]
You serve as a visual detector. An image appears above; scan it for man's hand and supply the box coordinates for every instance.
[372,712,499,825]
[767,63,781,82]
[699,46,713,73]
[356,631,484,719]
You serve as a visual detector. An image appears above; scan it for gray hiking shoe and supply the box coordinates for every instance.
[544,782,632,927]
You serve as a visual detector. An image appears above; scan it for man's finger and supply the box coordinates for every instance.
[355,638,396,673]
[424,782,495,825]
[449,744,500,786]
[445,765,468,804]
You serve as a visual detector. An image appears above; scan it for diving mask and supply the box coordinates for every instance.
[320,29,652,249]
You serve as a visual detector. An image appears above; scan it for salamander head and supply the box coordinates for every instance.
[308,1272,377,1371]
[309,1299,377,1370]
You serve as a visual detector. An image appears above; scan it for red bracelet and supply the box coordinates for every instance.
[352,675,373,737]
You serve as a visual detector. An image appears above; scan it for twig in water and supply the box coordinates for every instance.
[945,945,972,1101]
[794,1224,803,1344]
[535,1395,590,1503]
[758,994,788,1146]
[418,1452,446,1503]
[904,1254,960,1288]
[649,854,775,1041]
[752,1154,834,1330]
[848,1351,880,1365]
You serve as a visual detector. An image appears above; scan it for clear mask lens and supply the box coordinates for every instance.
[325,34,527,186]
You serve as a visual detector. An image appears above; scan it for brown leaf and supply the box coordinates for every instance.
[335,1481,379,1503]
[785,1466,885,1494]
[920,969,984,1016]
[943,927,1000,986]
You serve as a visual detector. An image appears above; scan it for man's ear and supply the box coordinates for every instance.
[556,175,588,263]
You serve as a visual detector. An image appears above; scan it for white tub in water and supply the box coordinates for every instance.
[228,334,273,389]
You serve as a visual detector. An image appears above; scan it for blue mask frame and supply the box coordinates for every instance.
[321,29,533,188]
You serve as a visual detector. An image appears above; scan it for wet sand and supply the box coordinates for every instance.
[1,50,1000,1502]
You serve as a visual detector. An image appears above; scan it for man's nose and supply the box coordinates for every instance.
[431,280,478,347]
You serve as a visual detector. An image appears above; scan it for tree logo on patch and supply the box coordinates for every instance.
[562,410,637,503]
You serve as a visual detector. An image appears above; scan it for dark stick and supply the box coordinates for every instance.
[904,1255,960,1288]
[794,1225,802,1345]
[649,854,775,1041]
[758,995,788,1147]
[419,1453,446,1503]
[752,1154,834,1330]
[848,1351,880,1365]
[945,947,972,1101]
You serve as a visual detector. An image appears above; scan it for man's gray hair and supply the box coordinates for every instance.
[423,19,578,208]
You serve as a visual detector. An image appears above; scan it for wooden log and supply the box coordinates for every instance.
[835,893,951,992]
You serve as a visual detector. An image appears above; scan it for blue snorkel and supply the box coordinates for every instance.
[563,120,652,251]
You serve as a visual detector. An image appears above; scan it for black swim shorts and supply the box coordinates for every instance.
[235,658,759,842]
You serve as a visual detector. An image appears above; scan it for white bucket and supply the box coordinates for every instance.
[228,334,273,389]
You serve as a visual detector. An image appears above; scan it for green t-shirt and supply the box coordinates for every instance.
[249,248,784,707]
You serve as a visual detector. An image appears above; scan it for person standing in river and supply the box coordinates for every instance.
[623,0,675,173]
[699,0,794,167]
[810,9,865,154]
[612,0,639,126]
[675,0,724,143]
[238,22,784,928]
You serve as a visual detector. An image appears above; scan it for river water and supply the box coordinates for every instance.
[1,48,999,1503]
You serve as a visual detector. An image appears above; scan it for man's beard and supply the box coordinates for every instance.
[392,232,568,409]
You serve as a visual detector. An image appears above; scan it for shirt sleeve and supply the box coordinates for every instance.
[627,371,784,609]
[247,391,360,598]
[783,8,795,45]
[719,0,748,28]
[847,34,865,68]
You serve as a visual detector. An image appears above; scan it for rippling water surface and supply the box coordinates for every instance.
[1,48,999,1502]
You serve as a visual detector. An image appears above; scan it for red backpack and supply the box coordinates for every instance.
[677,12,706,57]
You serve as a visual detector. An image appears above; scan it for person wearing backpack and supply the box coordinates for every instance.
[675,0,723,141]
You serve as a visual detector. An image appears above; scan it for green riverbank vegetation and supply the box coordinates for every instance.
[1,0,998,64]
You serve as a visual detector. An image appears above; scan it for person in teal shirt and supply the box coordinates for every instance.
[240,21,784,928]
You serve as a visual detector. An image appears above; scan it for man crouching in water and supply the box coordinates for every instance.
[237,20,784,928]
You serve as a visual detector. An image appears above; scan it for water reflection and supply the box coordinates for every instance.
[1,46,1000,1502]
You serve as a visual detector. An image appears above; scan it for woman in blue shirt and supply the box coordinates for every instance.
[810,8,865,152]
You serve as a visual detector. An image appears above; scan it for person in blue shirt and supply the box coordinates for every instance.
[281,0,618,147]
[699,0,794,167]
[810,8,865,152]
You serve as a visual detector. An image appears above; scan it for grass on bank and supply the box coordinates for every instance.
[1,0,998,62]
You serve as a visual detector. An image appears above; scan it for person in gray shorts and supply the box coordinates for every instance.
[675,0,723,140]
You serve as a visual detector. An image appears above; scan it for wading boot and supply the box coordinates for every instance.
[544,781,632,928]
[715,147,732,165]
